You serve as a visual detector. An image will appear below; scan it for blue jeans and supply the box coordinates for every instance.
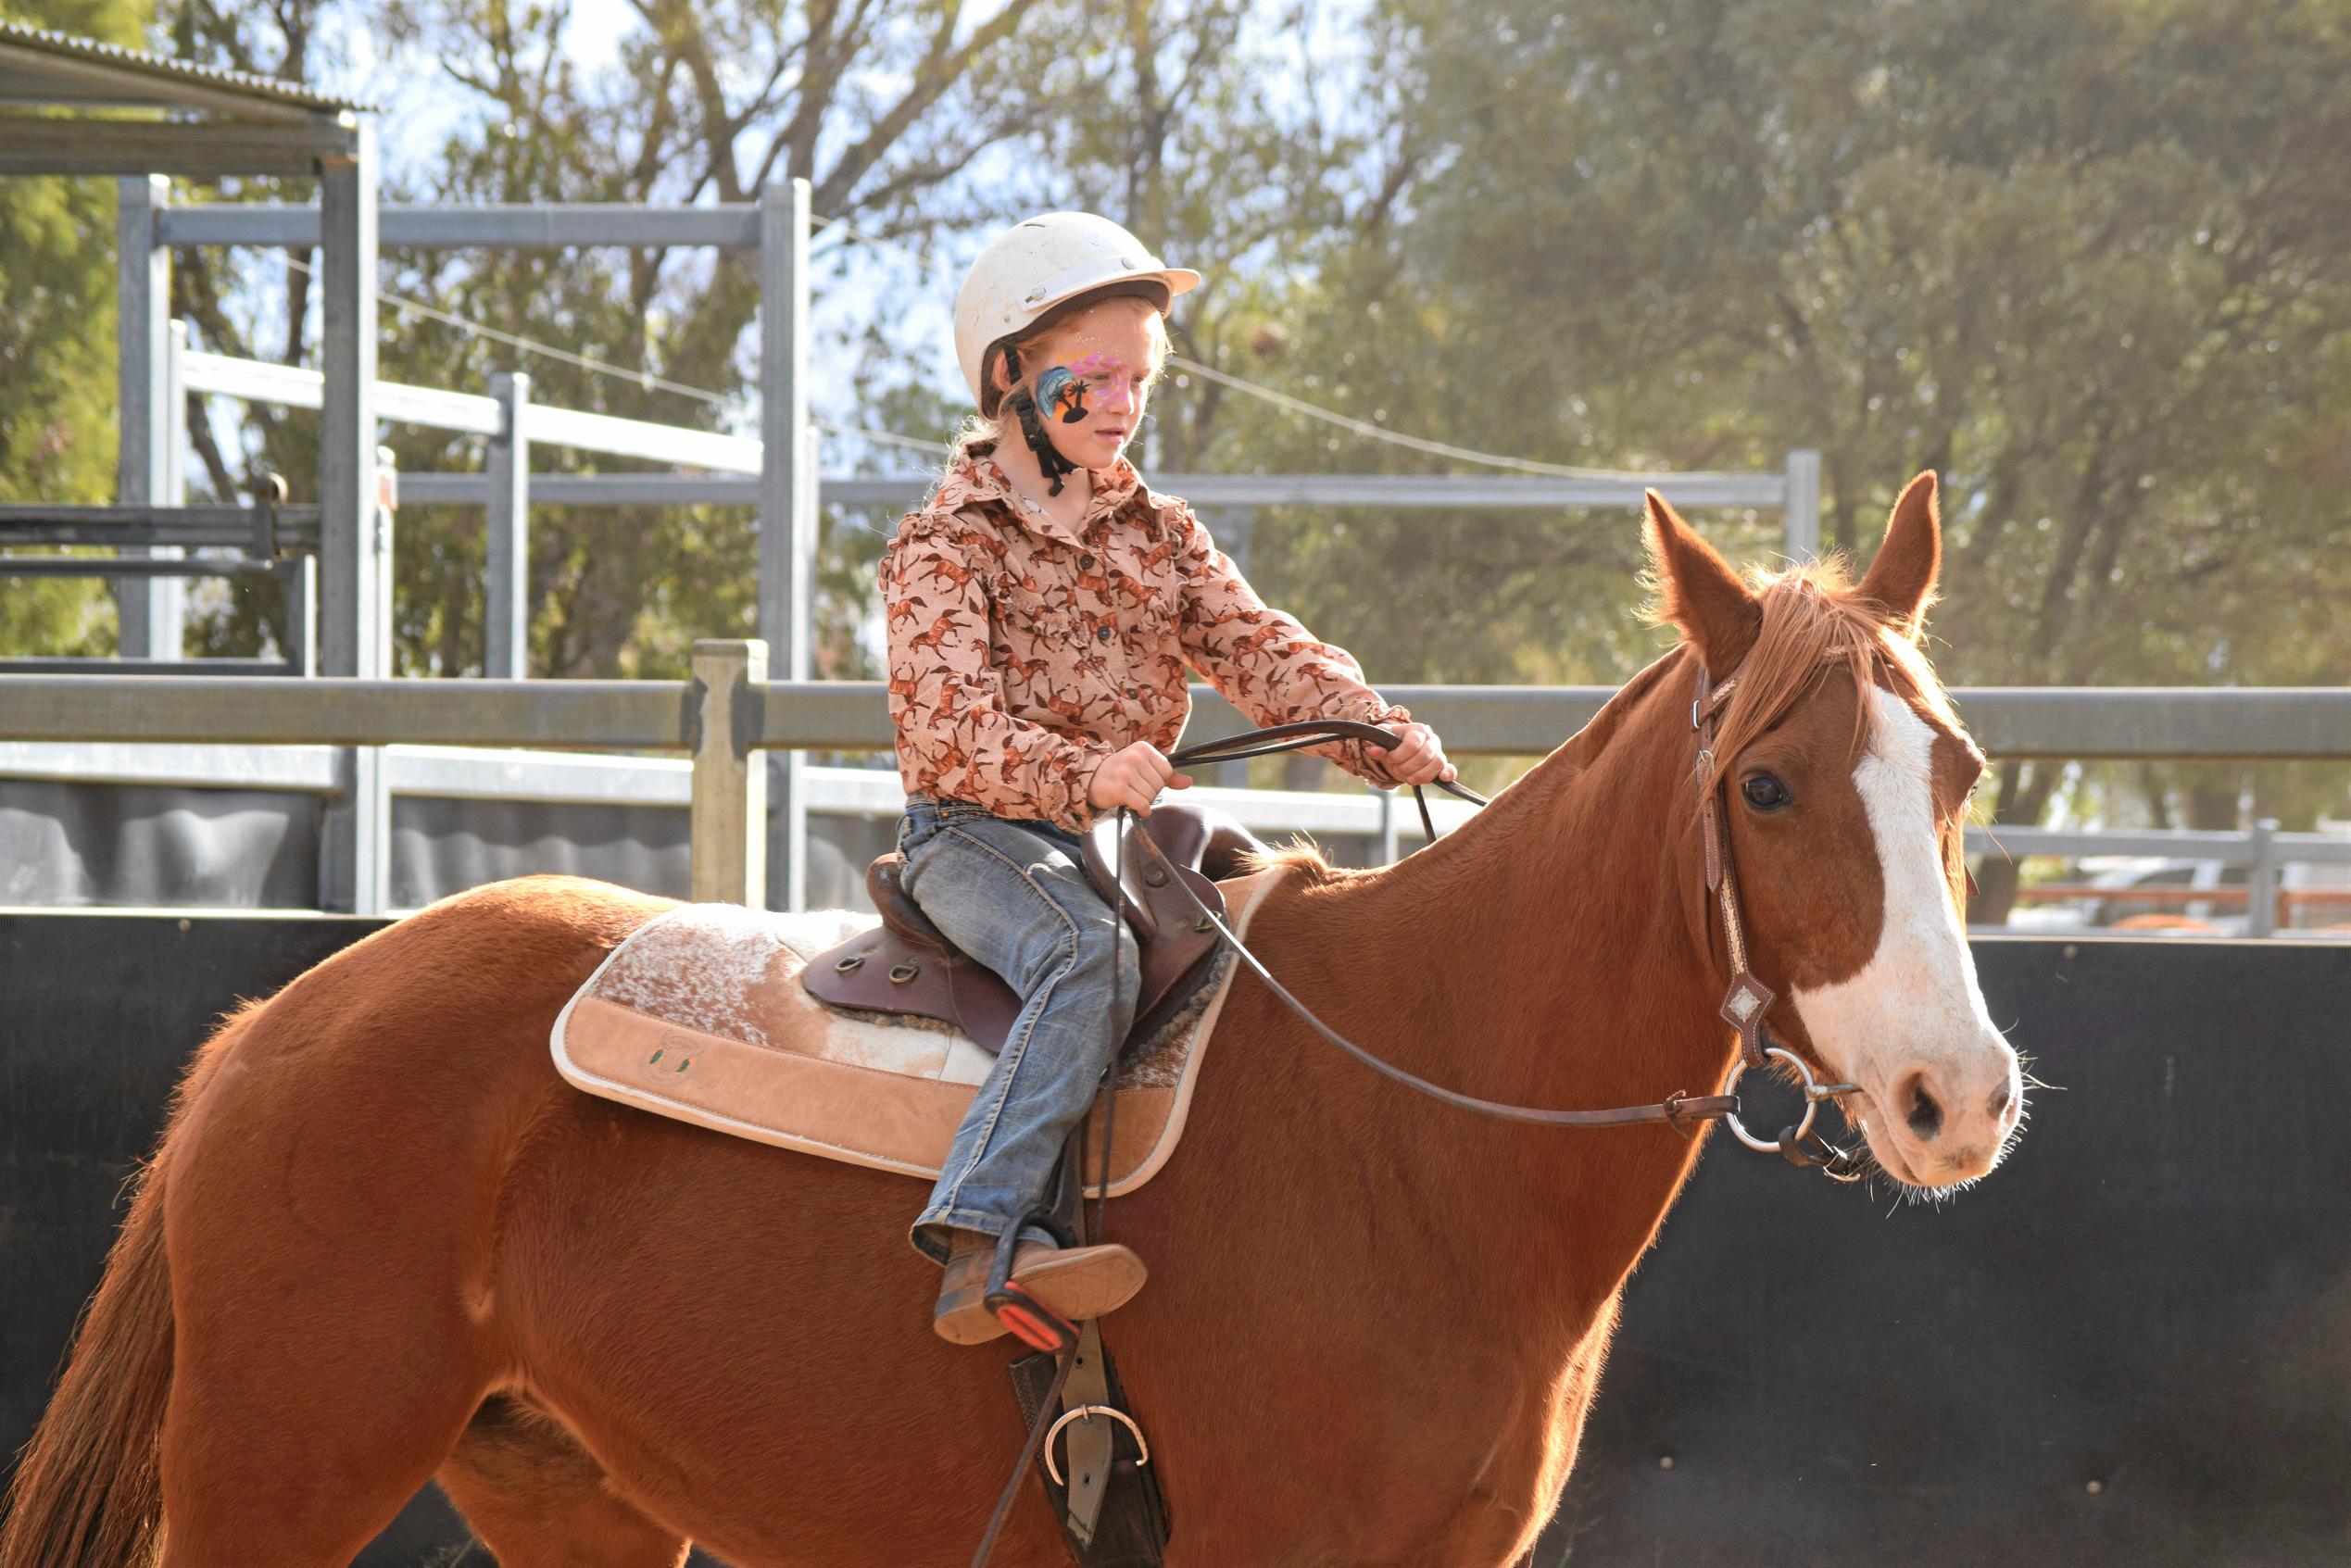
[896,796,1140,1264]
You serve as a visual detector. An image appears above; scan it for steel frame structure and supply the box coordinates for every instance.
[139,191,1819,917]
[2,659,2345,928]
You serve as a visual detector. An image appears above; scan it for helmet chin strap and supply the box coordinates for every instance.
[1001,348,1083,497]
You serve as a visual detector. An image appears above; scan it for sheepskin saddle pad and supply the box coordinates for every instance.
[551,869,1284,1194]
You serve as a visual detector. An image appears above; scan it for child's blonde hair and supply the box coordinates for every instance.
[952,289,1171,457]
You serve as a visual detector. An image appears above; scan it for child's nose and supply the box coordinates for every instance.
[1099,382,1135,415]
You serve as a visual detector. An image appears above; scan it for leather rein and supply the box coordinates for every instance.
[1144,691,1866,1169]
[967,687,1867,1568]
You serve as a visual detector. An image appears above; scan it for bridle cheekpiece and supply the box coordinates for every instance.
[1691,659,1867,1181]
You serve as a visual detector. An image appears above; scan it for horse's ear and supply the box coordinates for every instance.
[1645,489,1760,678]
[1854,471,1942,638]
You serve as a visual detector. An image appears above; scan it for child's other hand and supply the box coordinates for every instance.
[1087,742,1193,815]
[1376,722,1455,786]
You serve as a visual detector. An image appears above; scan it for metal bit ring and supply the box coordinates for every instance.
[1720,1045,1853,1154]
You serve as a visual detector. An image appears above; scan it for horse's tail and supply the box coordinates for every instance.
[0,1037,205,1567]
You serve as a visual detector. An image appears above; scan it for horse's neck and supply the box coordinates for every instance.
[1278,650,1733,1317]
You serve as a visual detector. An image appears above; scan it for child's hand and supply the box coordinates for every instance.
[1376,722,1456,786]
[1087,742,1193,815]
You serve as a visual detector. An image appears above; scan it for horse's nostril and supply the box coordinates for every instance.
[1906,1079,1944,1142]
[1987,1081,2012,1120]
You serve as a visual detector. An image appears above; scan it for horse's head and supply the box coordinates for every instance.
[1646,473,2023,1190]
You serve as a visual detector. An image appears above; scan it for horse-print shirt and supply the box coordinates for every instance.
[885,446,1410,833]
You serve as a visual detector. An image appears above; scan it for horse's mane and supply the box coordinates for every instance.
[1238,841,1348,886]
[1240,557,1960,885]
[1656,555,1961,794]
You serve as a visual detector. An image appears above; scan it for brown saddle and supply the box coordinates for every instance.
[800,802,1269,1055]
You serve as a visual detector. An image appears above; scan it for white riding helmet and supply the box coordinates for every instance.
[953,212,1201,408]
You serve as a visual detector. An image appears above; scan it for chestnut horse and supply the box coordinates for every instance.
[3,475,2023,1568]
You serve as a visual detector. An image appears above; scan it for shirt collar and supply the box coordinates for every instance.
[934,445,1143,547]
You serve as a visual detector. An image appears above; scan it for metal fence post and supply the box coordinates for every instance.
[1782,449,1821,562]
[1376,785,1402,866]
[485,371,531,678]
[759,178,815,910]
[317,119,384,914]
[165,320,187,508]
[319,119,381,679]
[116,174,182,659]
[691,638,769,906]
[2247,817,2281,939]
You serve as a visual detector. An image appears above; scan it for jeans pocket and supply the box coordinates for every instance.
[897,802,945,859]
[898,799,982,871]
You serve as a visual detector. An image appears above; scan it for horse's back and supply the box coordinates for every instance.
[158,876,675,1339]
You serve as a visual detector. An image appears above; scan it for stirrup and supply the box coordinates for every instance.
[985,1205,1082,1354]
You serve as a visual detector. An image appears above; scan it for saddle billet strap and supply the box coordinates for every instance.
[1116,812,1736,1132]
[1057,1321,1117,1548]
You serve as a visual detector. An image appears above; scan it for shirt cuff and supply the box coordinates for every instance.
[1052,740,1120,834]
[1304,697,1411,785]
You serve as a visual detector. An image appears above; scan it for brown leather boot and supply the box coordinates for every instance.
[932,1230,1148,1346]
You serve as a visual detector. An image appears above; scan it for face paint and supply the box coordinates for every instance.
[1035,365,1089,425]
[998,306,1160,494]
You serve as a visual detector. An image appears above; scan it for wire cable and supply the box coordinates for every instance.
[1164,356,1653,481]
[271,250,949,458]
[815,213,1660,482]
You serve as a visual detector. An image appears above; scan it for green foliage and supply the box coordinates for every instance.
[0,0,153,656]
[1199,0,2351,833]
[21,0,2340,843]
[160,0,1091,676]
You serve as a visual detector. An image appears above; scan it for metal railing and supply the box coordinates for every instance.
[1968,822,2351,938]
[4,648,2346,923]
[79,182,1829,909]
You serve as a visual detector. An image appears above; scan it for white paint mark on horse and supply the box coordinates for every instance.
[1790,685,2017,1181]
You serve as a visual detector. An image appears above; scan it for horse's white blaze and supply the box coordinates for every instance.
[1790,685,2016,1181]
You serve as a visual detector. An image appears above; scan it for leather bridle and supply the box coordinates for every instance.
[1133,702,1867,1160]
[1691,662,1867,1180]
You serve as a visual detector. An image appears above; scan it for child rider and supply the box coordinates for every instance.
[885,211,1455,1344]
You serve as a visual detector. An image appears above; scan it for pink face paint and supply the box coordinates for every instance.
[1052,352,1141,417]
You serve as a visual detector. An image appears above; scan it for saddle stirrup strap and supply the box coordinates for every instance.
[1056,1321,1118,1547]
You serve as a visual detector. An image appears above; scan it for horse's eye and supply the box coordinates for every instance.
[1741,772,1792,811]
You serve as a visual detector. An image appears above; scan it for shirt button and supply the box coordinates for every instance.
[1125,686,1138,697]
[1096,626,1113,642]
[1079,553,1097,569]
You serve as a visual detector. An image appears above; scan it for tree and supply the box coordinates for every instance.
[0,0,154,658]
[164,0,1076,675]
[1217,0,2351,876]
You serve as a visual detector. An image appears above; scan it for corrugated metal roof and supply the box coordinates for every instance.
[0,20,371,117]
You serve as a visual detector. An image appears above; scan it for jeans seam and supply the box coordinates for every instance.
[920,823,1084,1216]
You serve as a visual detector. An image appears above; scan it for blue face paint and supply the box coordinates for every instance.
[1035,365,1089,424]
